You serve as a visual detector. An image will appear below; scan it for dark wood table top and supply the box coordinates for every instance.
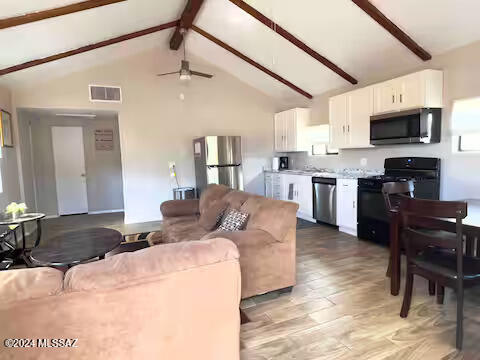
[446,199,480,228]
[30,227,122,266]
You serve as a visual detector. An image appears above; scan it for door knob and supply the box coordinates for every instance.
[80,174,86,177]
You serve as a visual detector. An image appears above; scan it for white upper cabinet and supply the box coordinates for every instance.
[347,87,374,149]
[329,86,373,149]
[329,94,348,149]
[373,70,443,115]
[329,69,443,149]
[274,108,311,152]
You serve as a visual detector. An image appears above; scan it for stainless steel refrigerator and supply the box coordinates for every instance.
[193,136,243,195]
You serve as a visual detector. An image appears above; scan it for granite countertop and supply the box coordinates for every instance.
[264,168,383,179]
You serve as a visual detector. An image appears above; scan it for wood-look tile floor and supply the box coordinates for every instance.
[240,224,480,360]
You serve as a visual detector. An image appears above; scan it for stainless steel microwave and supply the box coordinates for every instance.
[370,108,442,145]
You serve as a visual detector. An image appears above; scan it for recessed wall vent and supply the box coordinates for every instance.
[89,85,122,103]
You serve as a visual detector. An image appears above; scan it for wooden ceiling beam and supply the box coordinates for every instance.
[0,20,179,76]
[170,0,204,50]
[0,0,127,30]
[352,0,431,61]
[228,0,358,85]
[192,25,312,99]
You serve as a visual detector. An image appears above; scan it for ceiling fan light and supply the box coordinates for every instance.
[179,73,191,81]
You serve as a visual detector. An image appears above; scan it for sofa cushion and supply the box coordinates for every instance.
[64,238,240,292]
[223,191,252,210]
[199,184,232,215]
[163,221,209,243]
[163,215,199,228]
[241,197,299,242]
[198,199,228,231]
[0,267,63,304]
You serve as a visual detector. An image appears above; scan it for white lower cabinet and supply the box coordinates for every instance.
[264,172,283,201]
[336,179,358,236]
[264,172,315,222]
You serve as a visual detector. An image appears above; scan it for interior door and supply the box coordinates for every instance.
[329,95,347,149]
[347,87,373,148]
[52,126,88,215]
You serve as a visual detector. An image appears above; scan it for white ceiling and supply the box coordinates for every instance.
[2,0,480,101]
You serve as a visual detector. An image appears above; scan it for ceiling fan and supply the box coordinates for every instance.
[157,29,213,81]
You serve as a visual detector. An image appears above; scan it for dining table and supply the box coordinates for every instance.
[389,199,480,296]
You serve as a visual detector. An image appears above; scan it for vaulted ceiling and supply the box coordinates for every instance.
[2,0,480,101]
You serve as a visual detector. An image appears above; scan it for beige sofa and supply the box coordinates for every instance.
[0,238,241,360]
[159,184,299,299]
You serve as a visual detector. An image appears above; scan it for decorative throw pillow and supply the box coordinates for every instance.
[217,209,249,232]
[198,200,228,231]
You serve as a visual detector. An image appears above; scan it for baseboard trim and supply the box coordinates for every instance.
[339,226,357,237]
[88,209,124,215]
[297,213,316,223]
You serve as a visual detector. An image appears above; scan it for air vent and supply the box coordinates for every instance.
[89,85,122,103]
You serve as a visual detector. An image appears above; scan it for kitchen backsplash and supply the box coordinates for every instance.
[284,141,446,171]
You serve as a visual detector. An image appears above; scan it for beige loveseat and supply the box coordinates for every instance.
[0,238,241,360]
[159,184,299,299]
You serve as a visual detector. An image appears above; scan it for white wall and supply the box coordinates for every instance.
[285,40,480,201]
[16,110,124,216]
[0,86,22,209]
[11,48,276,223]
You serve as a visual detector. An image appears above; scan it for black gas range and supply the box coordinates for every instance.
[357,157,441,244]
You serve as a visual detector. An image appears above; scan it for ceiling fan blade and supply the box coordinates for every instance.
[190,70,213,78]
[156,71,180,76]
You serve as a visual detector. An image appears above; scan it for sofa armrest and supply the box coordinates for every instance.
[0,267,63,305]
[201,229,277,247]
[160,199,199,217]
[64,238,239,292]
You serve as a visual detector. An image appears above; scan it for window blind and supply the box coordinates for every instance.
[451,97,480,135]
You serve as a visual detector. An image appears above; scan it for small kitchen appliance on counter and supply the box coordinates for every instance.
[272,157,280,171]
[279,156,289,170]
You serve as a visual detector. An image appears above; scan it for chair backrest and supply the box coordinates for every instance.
[382,181,415,212]
[398,196,468,279]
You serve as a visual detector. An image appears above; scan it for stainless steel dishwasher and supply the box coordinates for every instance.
[312,177,337,225]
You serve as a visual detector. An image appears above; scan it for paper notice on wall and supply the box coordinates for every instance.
[95,129,114,151]
[194,142,201,157]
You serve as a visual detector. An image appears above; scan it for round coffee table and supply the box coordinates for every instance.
[30,227,122,267]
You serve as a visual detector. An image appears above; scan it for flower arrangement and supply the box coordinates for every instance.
[5,202,27,219]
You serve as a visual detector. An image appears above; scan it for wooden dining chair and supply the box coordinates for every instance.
[382,181,414,277]
[398,196,480,350]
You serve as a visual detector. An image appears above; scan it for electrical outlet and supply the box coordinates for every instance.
[360,158,368,167]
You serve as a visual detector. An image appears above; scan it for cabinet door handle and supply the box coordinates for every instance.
[392,94,395,103]
[353,201,356,209]
[400,94,403,103]
[342,125,345,133]
[347,125,350,133]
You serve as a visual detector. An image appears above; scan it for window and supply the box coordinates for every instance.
[459,133,480,152]
[312,143,338,156]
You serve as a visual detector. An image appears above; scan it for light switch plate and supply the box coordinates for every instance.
[360,158,368,167]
